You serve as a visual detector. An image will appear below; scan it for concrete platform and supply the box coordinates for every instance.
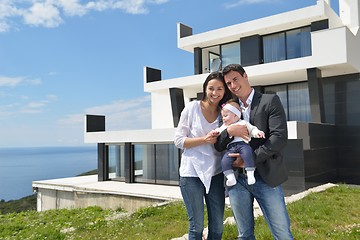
[32,175,183,212]
[33,174,337,215]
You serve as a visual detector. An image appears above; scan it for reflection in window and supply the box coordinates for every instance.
[108,144,125,180]
[155,144,180,185]
[202,46,220,73]
[263,26,311,63]
[209,52,221,72]
[128,143,180,184]
[264,82,311,122]
[286,27,311,59]
[288,82,311,122]
[221,42,240,68]
[134,144,155,183]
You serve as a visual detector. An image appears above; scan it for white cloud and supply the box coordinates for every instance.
[23,2,63,27]
[19,94,58,113]
[0,76,42,86]
[0,0,169,31]
[58,0,87,16]
[58,95,152,130]
[0,76,23,86]
[0,93,57,116]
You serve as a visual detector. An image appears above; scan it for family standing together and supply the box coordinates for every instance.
[174,64,294,239]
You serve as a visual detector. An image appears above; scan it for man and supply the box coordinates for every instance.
[216,64,293,239]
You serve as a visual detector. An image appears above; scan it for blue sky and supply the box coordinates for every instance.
[0,0,339,148]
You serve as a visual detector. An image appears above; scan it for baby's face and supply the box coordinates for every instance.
[222,109,239,125]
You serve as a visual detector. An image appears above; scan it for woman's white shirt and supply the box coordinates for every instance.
[174,101,222,193]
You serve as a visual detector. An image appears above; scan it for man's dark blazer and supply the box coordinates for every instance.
[215,91,288,187]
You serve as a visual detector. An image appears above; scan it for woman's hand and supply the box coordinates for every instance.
[183,131,219,148]
[229,153,245,168]
[204,130,219,144]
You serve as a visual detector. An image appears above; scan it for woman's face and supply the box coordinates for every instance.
[205,79,225,105]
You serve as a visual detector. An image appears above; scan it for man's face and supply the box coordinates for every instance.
[224,70,249,98]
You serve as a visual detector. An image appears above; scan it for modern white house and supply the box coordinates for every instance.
[34,0,360,211]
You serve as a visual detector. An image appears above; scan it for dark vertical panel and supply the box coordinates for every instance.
[178,23,192,38]
[281,139,305,196]
[86,115,105,132]
[334,82,347,125]
[194,47,202,75]
[240,35,263,66]
[97,143,108,181]
[125,142,134,183]
[169,88,185,127]
[307,68,325,123]
[336,125,360,184]
[145,67,162,83]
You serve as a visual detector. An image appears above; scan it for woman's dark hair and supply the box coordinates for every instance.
[222,64,245,77]
[201,71,233,107]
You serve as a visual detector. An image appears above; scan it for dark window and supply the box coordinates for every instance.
[264,82,311,122]
[263,26,311,63]
[107,143,179,185]
[286,27,311,59]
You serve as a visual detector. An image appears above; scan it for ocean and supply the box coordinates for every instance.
[0,146,98,201]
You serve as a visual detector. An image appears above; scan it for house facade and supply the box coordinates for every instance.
[85,0,360,196]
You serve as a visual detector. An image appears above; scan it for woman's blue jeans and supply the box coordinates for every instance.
[228,171,293,240]
[180,173,225,240]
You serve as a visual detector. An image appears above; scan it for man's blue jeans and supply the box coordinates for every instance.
[228,171,293,240]
[180,173,225,240]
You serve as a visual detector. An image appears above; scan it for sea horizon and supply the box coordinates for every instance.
[0,145,97,201]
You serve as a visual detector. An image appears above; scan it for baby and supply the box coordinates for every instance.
[212,100,265,186]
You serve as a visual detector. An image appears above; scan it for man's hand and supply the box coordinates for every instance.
[227,124,250,141]
[229,153,245,168]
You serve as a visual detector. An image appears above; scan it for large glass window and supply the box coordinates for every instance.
[155,144,180,185]
[221,41,241,68]
[135,144,179,184]
[288,82,311,122]
[108,144,125,180]
[286,27,311,59]
[263,26,311,63]
[263,32,286,63]
[108,143,179,185]
[202,46,220,73]
[134,144,155,183]
[264,82,311,122]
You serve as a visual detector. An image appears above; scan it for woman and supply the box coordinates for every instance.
[174,71,232,240]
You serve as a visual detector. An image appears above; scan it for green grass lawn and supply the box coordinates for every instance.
[0,184,359,239]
